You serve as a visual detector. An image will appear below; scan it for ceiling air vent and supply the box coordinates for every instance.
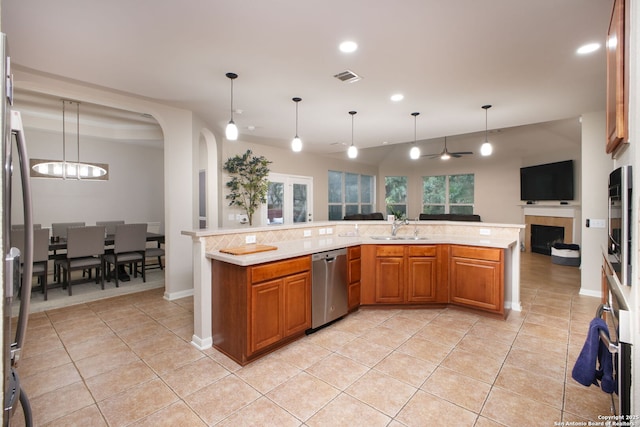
[333,70,362,83]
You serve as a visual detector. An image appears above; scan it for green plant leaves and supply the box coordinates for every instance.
[223,149,272,226]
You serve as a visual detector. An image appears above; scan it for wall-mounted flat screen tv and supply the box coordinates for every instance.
[520,160,574,201]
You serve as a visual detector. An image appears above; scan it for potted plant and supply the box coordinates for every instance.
[223,149,272,226]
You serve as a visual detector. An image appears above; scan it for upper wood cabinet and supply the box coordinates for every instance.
[606,0,629,154]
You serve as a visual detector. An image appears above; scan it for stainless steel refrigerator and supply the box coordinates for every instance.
[1,32,35,426]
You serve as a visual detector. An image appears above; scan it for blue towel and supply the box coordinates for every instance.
[572,318,616,393]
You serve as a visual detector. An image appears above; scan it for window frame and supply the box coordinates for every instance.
[328,170,375,220]
[422,173,475,214]
[384,175,408,218]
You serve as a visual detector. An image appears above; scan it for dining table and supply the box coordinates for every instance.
[48,232,165,255]
[48,232,165,283]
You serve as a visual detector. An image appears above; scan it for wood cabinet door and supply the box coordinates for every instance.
[348,282,361,310]
[450,257,503,314]
[406,256,437,303]
[375,256,404,303]
[348,252,361,310]
[249,279,283,354]
[283,272,311,337]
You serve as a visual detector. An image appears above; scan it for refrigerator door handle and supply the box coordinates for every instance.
[10,111,33,362]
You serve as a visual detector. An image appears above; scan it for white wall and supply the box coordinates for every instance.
[377,122,582,227]
[12,68,198,300]
[218,140,378,227]
[12,128,164,229]
[579,111,613,296]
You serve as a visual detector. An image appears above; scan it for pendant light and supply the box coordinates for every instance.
[225,72,239,140]
[409,112,421,160]
[347,111,358,159]
[31,100,108,180]
[291,97,302,152]
[480,104,493,156]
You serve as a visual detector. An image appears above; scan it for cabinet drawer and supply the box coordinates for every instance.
[251,256,311,283]
[348,245,361,259]
[376,245,405,257]
[408,245,437,257]
[450,245,502,262]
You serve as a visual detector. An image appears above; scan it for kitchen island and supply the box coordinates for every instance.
[182,220,524,355]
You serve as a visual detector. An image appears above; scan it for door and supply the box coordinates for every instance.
[407,256,437,302]
[282,272,311,337]
[249,279,283,354]
[266,173,313,225]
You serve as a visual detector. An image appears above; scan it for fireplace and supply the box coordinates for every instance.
[523,210,575,253]
[531,224,565,255]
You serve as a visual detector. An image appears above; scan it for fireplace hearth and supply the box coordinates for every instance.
[531,224,565,255]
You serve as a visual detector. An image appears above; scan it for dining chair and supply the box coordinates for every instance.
[103,223,147,287]
[54,225,105,296]
[51,222,86,240]
[51,221,86,282]
[145,245,165,271]
[96,220,125,236]
[10,227,50,299]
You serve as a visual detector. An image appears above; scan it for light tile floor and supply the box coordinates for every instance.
[9,252,617,426]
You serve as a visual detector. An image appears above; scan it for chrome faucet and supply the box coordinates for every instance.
[391,218,409,236]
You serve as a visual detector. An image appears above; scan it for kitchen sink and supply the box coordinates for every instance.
[370,235,428,241]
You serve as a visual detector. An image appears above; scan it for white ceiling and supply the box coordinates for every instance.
[1,0,613,157]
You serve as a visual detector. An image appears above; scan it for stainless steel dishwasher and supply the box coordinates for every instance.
[310,248,348,330]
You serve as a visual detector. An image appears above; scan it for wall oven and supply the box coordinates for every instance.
[608,165,632,286]
[599,275,632,416]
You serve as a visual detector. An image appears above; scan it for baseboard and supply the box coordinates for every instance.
[578,288,602,298]
[191,335,212,350]
[164,288,194,301]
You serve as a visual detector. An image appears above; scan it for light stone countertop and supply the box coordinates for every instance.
[208,234,518,267]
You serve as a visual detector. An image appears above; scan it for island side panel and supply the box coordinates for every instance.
[211,259,249,363]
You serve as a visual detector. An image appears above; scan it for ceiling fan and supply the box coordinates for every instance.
[422,136,473,160]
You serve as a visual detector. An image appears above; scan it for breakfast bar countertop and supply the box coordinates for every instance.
[186,220,524,350]
[207,234,519,267]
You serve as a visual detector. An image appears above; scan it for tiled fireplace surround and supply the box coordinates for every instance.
[523,206,579,252]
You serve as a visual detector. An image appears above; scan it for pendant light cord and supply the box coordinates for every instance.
[62,100,66,168]
[484,108,488,142]
[349,110,356,146]
[295,100,299,138]
[482,104,492,142]
[76,101,80,165]
[229,78,234,120]
[351,114,354,146]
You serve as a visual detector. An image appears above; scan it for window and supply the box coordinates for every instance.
[422,174,474,214]
[328,171,375,220]
[385,176,407,218]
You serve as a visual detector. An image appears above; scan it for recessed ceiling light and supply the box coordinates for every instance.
[390,94,404,102]
[339,41,358,53]
[576,43,600,55]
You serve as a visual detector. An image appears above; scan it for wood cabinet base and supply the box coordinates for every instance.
[212,256,311,366]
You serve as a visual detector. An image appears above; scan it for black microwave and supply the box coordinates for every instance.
[608,165,632,285]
